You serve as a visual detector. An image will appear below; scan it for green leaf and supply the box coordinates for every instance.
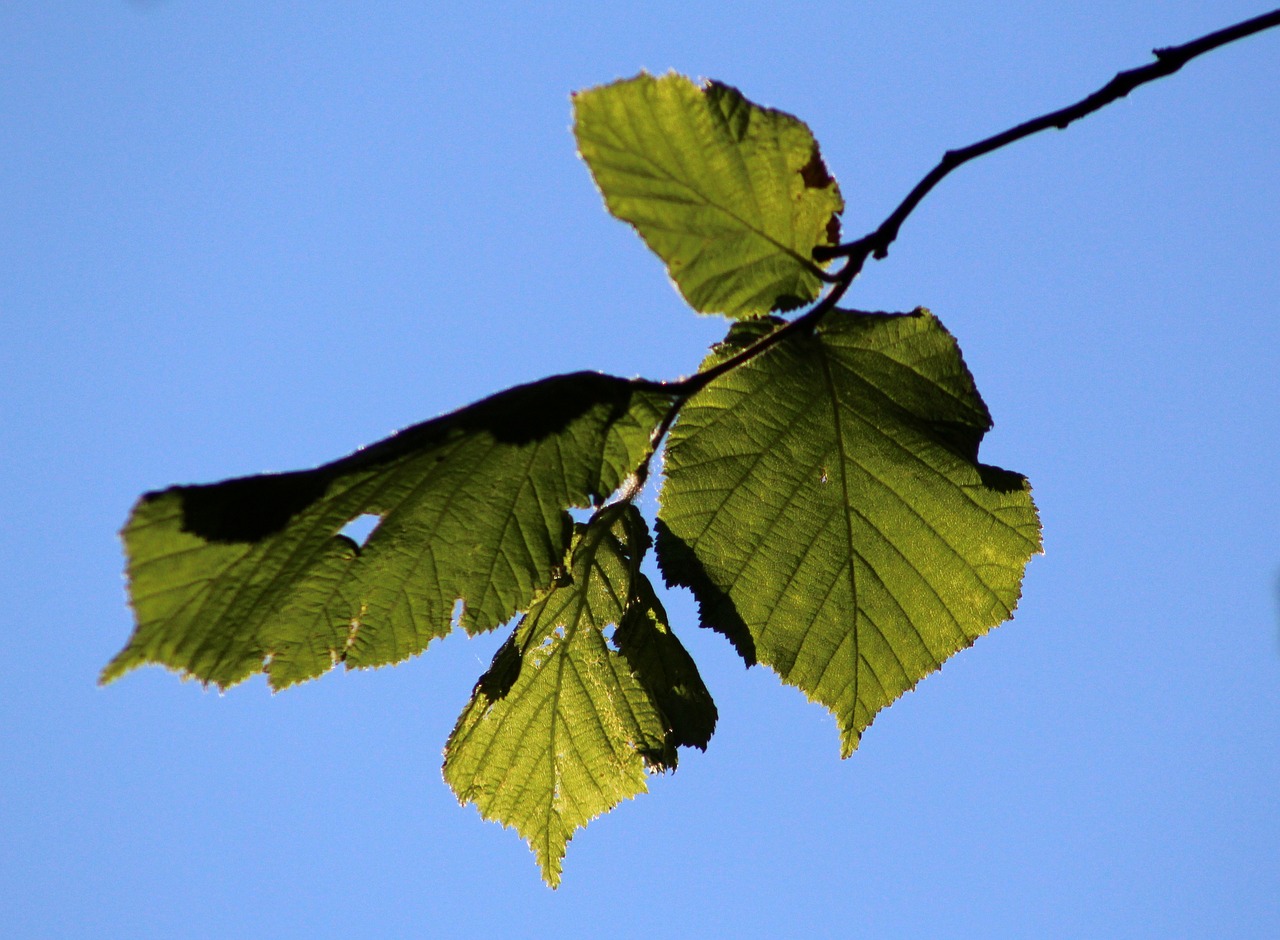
[656,309,1042,756]
[444,504,715,887]
[104,373,675,690]
[574,72,843,319]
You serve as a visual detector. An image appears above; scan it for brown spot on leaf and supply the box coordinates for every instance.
[799,145,834,189]
[825,213,841,245]
[800,145,841,245]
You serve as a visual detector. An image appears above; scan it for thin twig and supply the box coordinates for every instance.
[814,8,1280,270]
[624,275,856,497]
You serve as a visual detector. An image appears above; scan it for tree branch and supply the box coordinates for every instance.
[623,9,1279,503]
[813,8,1280,275]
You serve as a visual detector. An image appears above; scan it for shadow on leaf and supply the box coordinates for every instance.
[654,520,757,667]
[173,372,650,544]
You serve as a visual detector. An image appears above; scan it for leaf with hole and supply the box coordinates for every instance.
[104,373,675,690]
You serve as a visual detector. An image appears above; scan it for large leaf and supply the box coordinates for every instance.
[656,309,1042,755]
[104,373,674,690]
[444,505,715,887]
[574,72,843,319]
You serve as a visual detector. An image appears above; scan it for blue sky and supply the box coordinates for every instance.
[3,2,1278,937]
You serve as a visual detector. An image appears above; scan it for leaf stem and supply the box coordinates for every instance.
[623,272,857,498]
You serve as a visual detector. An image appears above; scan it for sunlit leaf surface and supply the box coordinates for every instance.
[575,72,843,319]
[657,309,1041,755]
[105,374,674,690]
[445,506,715,886]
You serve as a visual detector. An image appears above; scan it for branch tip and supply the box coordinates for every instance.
[819,10,1280,277]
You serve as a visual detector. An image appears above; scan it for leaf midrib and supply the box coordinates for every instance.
[817,346,861,723]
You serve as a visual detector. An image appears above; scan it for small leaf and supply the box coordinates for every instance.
[444,505,715,887]
[656,309,1042,755]
[574,72,843,319]
[104,373,675,690]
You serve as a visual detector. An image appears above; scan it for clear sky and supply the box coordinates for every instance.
[4,2,1278,937]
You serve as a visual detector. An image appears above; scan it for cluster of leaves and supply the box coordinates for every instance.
[105,72,1042,885]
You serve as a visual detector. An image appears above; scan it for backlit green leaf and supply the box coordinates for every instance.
[444,504,715,887]
[104,373,674,690]
[656,309,1041,755]
[574,72,843,319]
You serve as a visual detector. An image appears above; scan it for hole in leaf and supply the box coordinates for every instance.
[451,598,465,632]
[339,514,382,547]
